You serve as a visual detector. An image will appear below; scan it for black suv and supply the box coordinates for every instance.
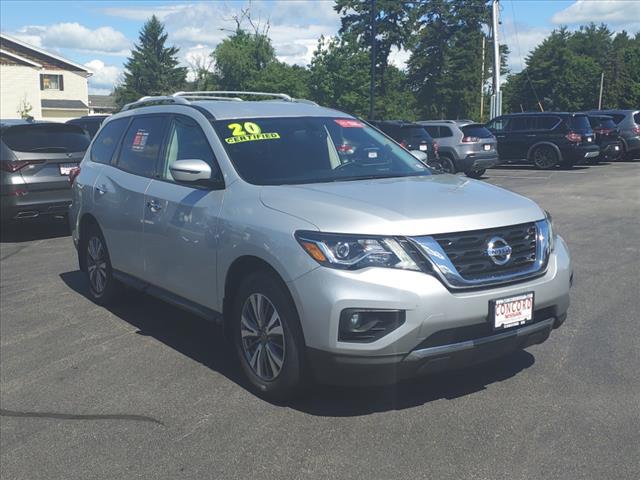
[586,114,623,162]
[369,120,439,165]
[486,112,599,169]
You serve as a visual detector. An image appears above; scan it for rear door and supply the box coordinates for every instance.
[93,114,169,279]
[1,123,89,199]
[142,114,225,308]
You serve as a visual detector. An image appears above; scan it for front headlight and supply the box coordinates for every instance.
[295,231,420,271]
[545,210,555,252]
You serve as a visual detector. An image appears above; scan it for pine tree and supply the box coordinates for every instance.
[115,15,187,108]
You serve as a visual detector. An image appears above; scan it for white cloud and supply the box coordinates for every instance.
[551,0,640,26]
[12,23,130,55]
[84,59,122,92]
[500,19,550,73]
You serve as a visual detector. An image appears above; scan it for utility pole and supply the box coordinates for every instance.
[490,0,502,119]
[480,35,486,122]
[598,72,604,110]
[369,0,376,120]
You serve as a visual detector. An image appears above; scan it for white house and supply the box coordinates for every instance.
[0,33,92,122]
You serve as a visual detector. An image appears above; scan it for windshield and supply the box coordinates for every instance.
[214,117,433,185]
[1,124,90,153]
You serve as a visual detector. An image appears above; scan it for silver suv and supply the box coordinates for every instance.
[69,91,572,400]
[419,120,499,178]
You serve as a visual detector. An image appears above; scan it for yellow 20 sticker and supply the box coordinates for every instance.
[225,122,280,144]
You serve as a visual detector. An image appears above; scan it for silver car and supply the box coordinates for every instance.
[69,91,572,400]
[419,120,500,178]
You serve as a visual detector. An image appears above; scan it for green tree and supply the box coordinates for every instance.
[503,25,640,112]
[114,15,187,108]
[407,0,503,120]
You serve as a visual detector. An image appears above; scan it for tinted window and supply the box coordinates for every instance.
[569,115,592,132]
[588,116,616,130]
[91,118,129,164]
[162,116,217,181]
[213,117,432,185]
[117,116,169,177]
[535,116,560,130]
[634,112,640,124]
[1,124,90,153]
[508,117,534,131]
[423,126,440,138]
[439,126,453,137]
[399,126,433,144]
[487,117,508,132]
[461,124,493,138]
[610,114,625,124]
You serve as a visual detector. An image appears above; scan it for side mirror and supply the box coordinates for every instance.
[411,150,428,162]
[170,159,212,184]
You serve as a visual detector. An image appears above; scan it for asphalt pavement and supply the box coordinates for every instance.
[1,162,639,480]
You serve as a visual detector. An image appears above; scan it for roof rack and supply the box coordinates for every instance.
[173,91,293,102]
[122,90,318,111]
[121,95,190,111]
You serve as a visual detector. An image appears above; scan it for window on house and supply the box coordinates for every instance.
[40,74,64,91]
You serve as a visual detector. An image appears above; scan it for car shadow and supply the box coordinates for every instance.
[60,270,535,415]
[1,218,70,243]
[492,163,591,171]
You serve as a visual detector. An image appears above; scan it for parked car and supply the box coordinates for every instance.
[368,120,440,166]
[1,119,90,222]
[585,114,623,162]
[419,120,499,178]
[69,91,572,401]
[66,115,109,139]
[587,109,640,160]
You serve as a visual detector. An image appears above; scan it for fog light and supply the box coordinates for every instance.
[339,309,405,343]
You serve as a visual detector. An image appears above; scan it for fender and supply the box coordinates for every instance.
[527,141,563,162]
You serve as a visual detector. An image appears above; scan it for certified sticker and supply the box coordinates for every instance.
[225,122,280,144]
[132,130,149,151]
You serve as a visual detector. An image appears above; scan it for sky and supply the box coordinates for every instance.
[1,0,638,95]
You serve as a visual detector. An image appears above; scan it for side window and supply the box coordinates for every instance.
[90,118,129,164]
[508,117,533,131]
[117,116,169,177]
[535,116,560,130]
[423,126,440,138]
[162,116,218,181]
[440,127,453,137]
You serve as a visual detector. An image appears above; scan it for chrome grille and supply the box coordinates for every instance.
[432,223,537,280]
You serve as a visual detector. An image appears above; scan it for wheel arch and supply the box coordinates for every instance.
[77,213,101,272]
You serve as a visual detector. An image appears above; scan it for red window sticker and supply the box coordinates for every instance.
[132,130,149,151]
[334,118,364,128]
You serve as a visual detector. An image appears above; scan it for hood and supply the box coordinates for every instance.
[260,175,544,236]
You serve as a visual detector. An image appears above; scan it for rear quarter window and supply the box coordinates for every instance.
[1,124,90,153]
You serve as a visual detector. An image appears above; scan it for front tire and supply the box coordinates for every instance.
[531,145,560,170]
[233,271,306,401]
[83,225,119,306]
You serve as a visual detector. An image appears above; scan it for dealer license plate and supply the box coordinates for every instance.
[483,144,491,151]
[419,144,428,151]
[491,292,534,330]
[59,163,78,175]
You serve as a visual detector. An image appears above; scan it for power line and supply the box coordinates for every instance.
[508,0,542,111]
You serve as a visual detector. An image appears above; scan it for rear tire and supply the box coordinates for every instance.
[232,271,307,402]
[439,155,457,174]
[531,145,559,170]
[82,225,120,306]
[465,168,486,179]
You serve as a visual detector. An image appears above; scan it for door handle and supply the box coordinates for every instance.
[96,185,106,195]
[147,200,162,213]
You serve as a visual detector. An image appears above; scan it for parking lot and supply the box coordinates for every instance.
[1,162,639,480]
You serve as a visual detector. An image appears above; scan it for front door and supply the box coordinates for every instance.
[143,115,225,311]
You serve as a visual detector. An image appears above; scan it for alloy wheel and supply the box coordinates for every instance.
[240,293,286,381]
[533,146,557,169]
[86,236,108,294]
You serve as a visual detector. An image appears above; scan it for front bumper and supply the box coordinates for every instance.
[289,236,572,385]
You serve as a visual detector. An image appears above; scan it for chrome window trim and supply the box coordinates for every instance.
[410,220,551,290]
